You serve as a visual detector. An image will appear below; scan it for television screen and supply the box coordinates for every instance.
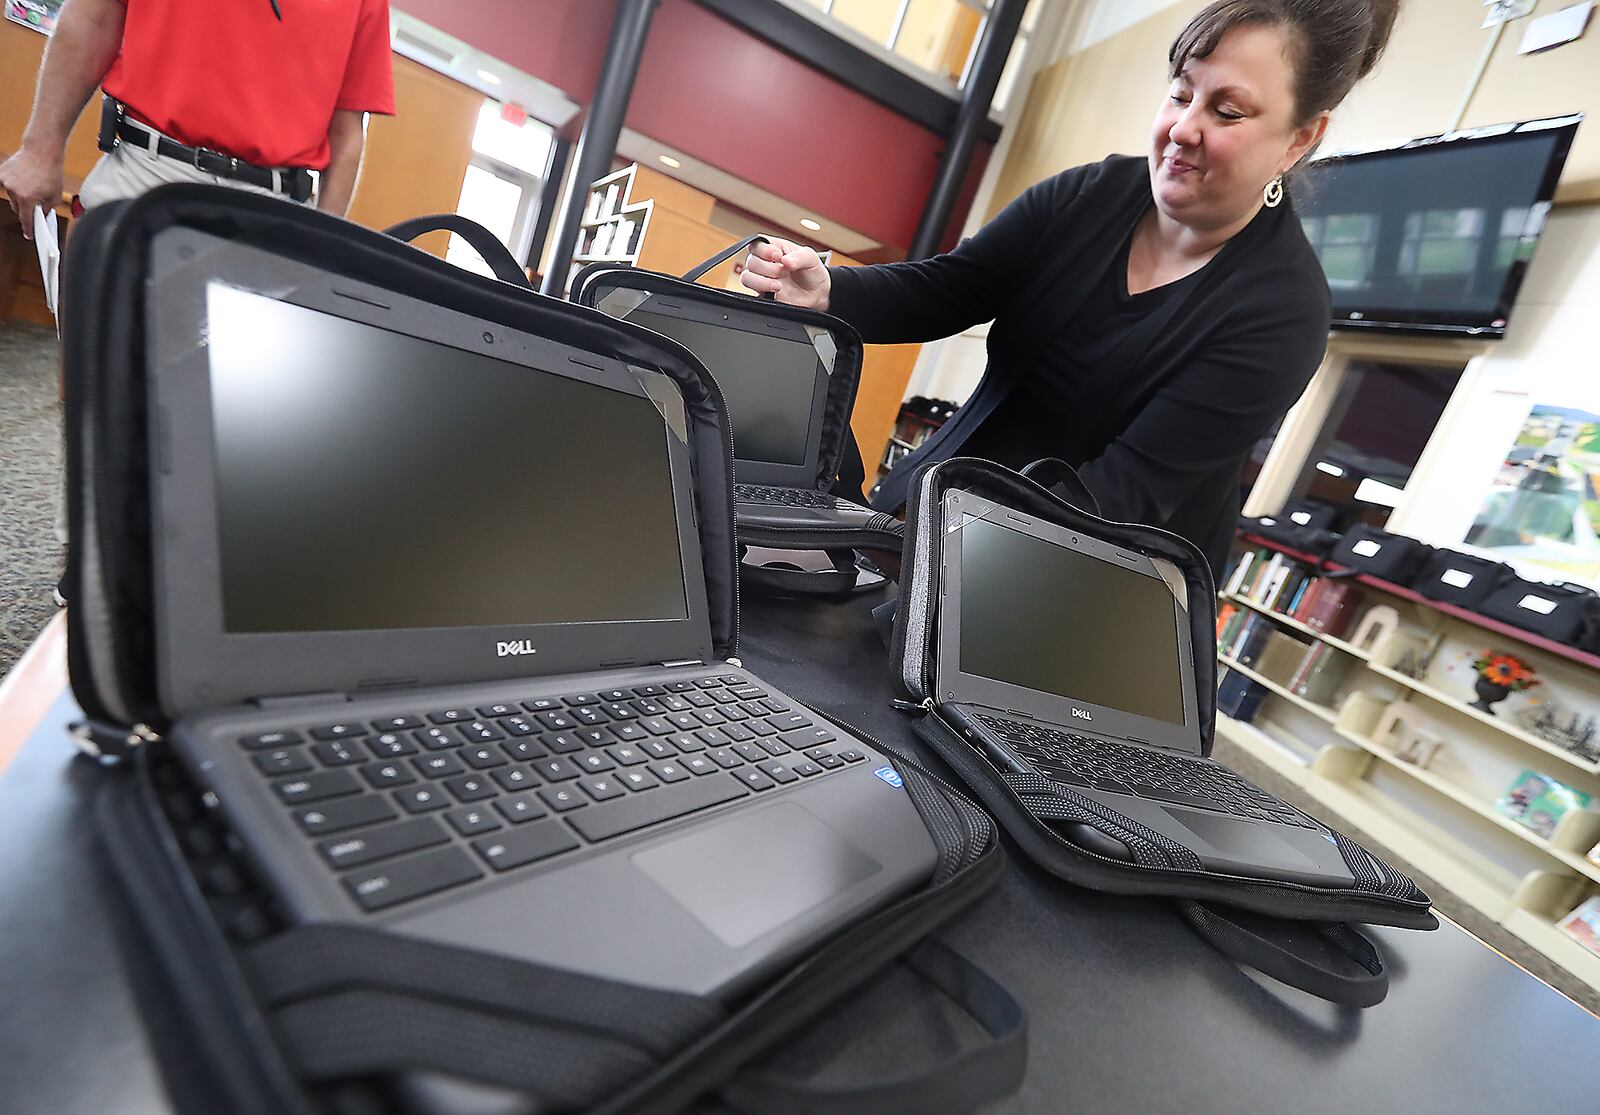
[1294,115,1580,337]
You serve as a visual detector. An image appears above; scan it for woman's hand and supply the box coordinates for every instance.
[739,238,830,310]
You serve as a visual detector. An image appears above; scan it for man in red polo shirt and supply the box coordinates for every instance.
[1,0,395,230]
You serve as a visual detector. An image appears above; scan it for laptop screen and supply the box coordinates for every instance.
[206,283,689,634]
[623,308,822,467]
[956,517,1187,726]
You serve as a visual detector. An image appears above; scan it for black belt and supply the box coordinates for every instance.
[98,98,314,203]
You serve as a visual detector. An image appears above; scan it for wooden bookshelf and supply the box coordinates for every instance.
[1219,531,1600,992]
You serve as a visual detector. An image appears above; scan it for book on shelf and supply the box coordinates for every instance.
[1217,668,1268,722]
[1216,603,1239,641]
[1495,769,1593,840]
[1256,631,1310,686]
[1288,642,1351,705]
[1304,581,1365,637]
[1291,577,1324,622]
[1556,897,1600,959]
[1224,550,1259,596]
[1228,615,1273,666]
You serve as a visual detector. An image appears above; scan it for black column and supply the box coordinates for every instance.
[908,0,1028,260]
[526,135,572,284]
[539,0,659,297]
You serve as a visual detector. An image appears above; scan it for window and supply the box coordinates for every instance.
[447,102,556,279]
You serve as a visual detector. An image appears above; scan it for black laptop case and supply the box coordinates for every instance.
[62,188,1019,1115]
[889,459,1437,1007]
[571,239,904,597]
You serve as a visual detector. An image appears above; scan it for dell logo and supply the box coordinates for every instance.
[1071,707,1093,721]
[496,640,538,657]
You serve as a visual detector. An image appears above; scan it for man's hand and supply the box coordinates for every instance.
[1,145,66,238]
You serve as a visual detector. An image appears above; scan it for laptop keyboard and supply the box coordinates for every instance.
[974,714,1319,828]
[237,676,869,913]
[735,484,855,511]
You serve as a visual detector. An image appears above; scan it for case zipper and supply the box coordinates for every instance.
[891,697,934,716]
[71,718,161,759]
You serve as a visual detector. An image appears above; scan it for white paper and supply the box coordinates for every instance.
[1519,1,1593,53]
[31,206,60,333]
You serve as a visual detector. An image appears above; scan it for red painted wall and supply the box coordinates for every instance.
[395,0,994,253]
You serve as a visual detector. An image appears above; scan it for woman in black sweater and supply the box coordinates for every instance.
[743,0,1402,578]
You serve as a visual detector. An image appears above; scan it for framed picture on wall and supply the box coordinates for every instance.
[4,0,62,35]
[1464,404,1600,585]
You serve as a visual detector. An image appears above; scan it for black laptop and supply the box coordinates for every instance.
[933,489,1355,888]
[144,226,938,1001]
[588,285,878,526]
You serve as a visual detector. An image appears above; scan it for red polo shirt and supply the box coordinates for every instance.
[102,0,396,171]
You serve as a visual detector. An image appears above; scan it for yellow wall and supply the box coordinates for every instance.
[991,0,1600,219]
[1,20,103,192]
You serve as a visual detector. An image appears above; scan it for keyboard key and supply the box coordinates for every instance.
[761,698,792,714]
[696,728,732,749]
[599,689,630,702]
[665,681,696,693]
[495,792,546,824]
[738,702,770,718]
[395,785,449,813]
[651,760,691,783]
[579,774,620,799]
[694,678,724,689]
[311,722,368,741]
[769,712,812,731]
[319,817,448,869]
[789,760,823,778]
[427,709,472,724]
[640,738,677,760]
[491,765,538,792]
[253,748,312,776]
[478,703,518,719]
[618,768,660,792]
[682,754,718,776]
[632,684,665,697]
[275,770,362,804]
[815,754,844,769]
[838,749,866,763]
[444,775,496,803]
[660,695,692,712]
[543,732,586,755]
[668,732,705,753]
[719,675,747,687]
[440,800,500,833]
[343,846,481,912]
[612,723,648,742]
[572,707,609,726]
[560,693,598,707]
[239,729,302,750]
[639,716,676,737]
[731,741,766,762]
[459,721,505,743]
[735,768,777,792]
[602,703,638,722]
[502,738,548,763]
[574,727,613,747]
[538,784,587,812]
[694,709,727,726]
[747,719,778,737]
[607,744,648,766]
[757,761,798,784]
[415,727,458,750]
[372,715,423,732]
[525,697,562,712]
[461,746,508,770]
[566,775,749,842]
[684,692,716,708]
[363,762,418,789]
[535,757,582,781]
[472,821,580,872]
[780,727,836,751]
[499,716,537,737]
[296,795,398,835]
[708,748,743,769]
[313,740,364,767]
[577,752,616,774]
[667,713,700,730]
[534,710,576,731]
[731,685,766,700]
[412,754,464,779]
[719,705,751,721]
[710,689,742,705]
[757,738,791,757]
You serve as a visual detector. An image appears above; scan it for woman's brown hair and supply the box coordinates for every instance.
[1170,0,1402,125]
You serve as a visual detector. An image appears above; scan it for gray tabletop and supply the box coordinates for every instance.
[3,589,1599,1114]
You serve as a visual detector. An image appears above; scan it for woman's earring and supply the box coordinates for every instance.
[1264,176,1285,208]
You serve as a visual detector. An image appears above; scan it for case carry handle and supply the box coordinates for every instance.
[1179,901,1389,1008]
[720,938,1027,1115]
[1020,457,1101,517]
[682,234,777,299]
[383,214,533,289]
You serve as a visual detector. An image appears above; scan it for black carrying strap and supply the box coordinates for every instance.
[683,234,772,288]
[1179,901,1389,1007]
[383,214,533,288]
[741,548,867,596]
[720,938,1027,1115]
[1019,457,1100,516]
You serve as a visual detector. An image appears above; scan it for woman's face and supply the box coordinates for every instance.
[1149,23,1328,233]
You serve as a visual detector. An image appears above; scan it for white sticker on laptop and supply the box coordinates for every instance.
[1441,569,1474,589]
[1352,539,1382,558]
[1518,594,1557,615]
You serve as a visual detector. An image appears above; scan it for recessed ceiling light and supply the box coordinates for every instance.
[800,218,822,231]
[476,68,502,85]
[658,154,681,169]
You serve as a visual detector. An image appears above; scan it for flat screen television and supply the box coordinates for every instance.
[1293,114,1581,338]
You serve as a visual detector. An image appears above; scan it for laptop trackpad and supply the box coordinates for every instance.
[632,802,882,948]
[1164,807,1320,869]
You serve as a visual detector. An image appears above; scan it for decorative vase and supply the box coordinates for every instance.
[1472,676,1512,715]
